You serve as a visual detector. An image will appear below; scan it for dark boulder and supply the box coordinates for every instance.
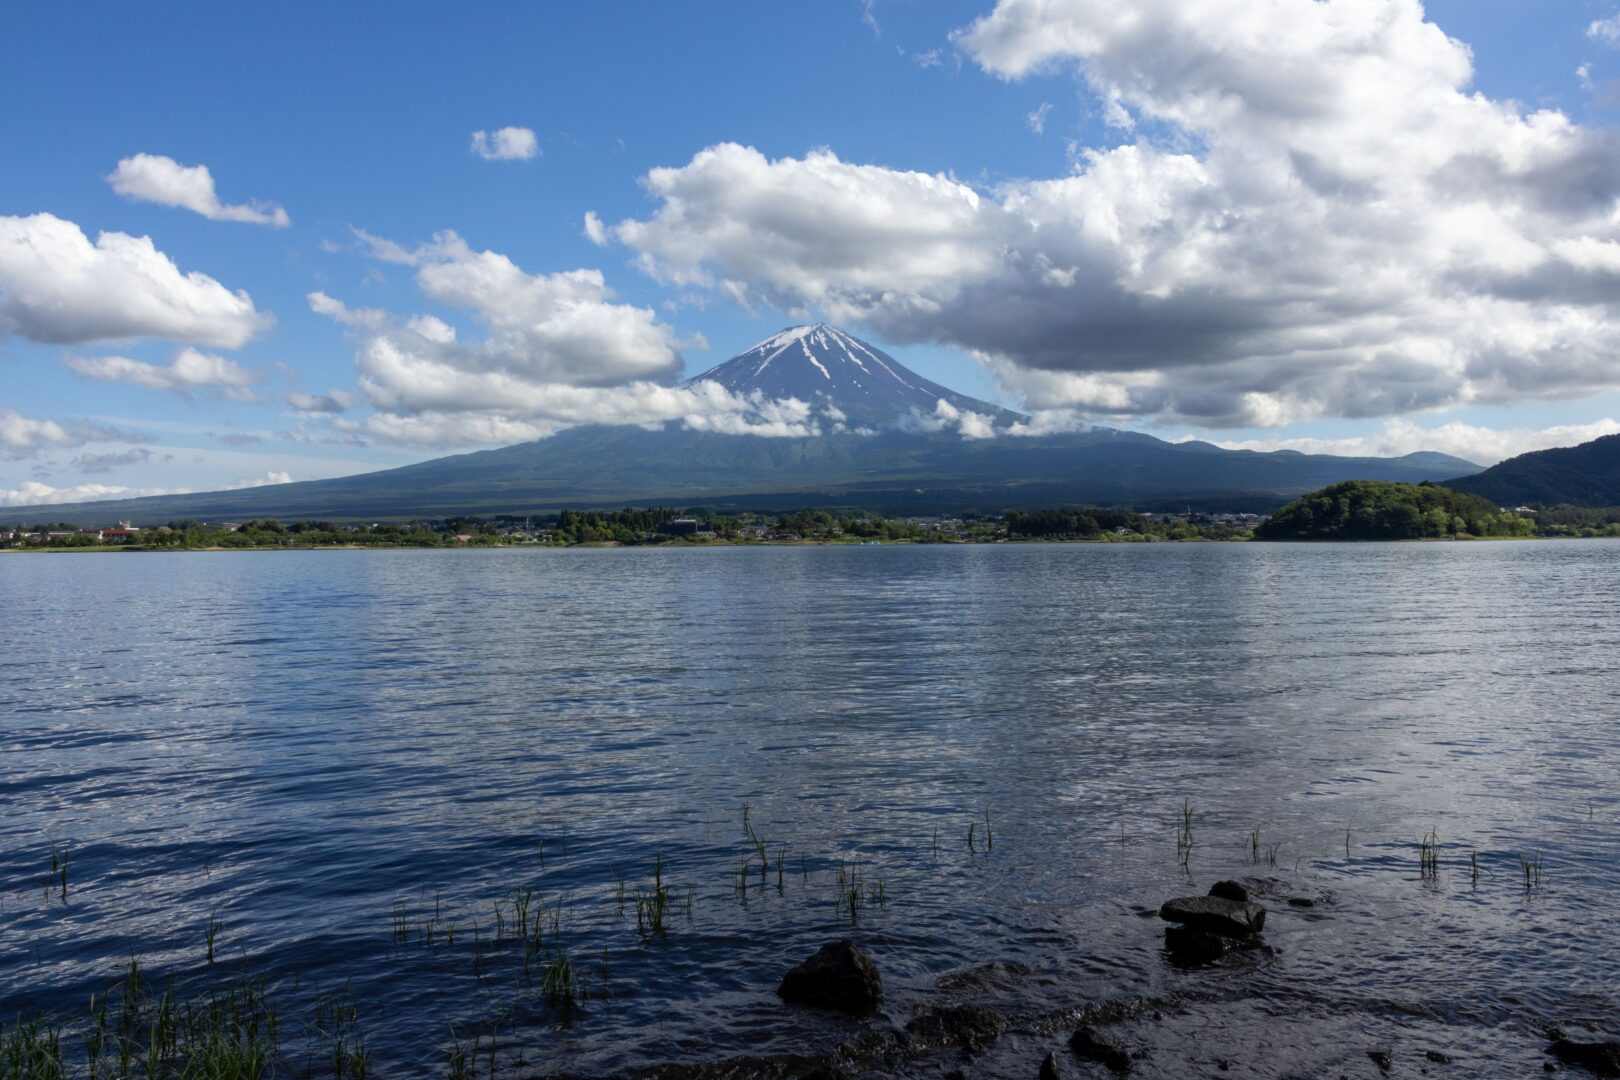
[1287,897,1316,908]
[1039,1050,1061,1080]
[1208,880,1249,902]
[1548,1038,1620,1077]
[778,940,883,1015]
[1070,1026,1132,1073]
[1158,895,1266,937]
[1163,925,1231,965]
[1368,1048,1392,1072]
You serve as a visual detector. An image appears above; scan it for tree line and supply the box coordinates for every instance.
[1004,508,1252,541]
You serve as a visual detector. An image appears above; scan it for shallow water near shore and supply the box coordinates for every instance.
[3,541,1618,1077]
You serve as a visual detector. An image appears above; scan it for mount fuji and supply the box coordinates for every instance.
[688,324,1023,429]
[18,325,1482,522]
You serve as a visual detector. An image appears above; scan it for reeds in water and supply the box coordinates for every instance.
[20,957,284,1080]
[635,856,672,936]
[48,845,68,905]
[1518,853,1543,892]
[540,951,585,1013]
[205,910,222,965]
[1419,830,1440,880]
[833,860,886,925]
[0,1015,62,1080]
[1175,799,1195,869]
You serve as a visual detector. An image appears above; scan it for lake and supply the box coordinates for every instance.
[3,542,1618,1077]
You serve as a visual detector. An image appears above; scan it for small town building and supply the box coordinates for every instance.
[98,521,142,544]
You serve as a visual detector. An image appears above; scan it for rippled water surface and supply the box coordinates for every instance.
[3,542,1619,1077]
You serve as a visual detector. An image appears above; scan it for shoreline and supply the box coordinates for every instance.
[7,533,1617,553]
[5,857,1605,1079]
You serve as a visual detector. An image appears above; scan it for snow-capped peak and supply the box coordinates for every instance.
[687,324,1021,429]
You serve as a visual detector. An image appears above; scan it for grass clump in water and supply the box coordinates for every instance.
[205,910,223,965]
[1,1015,63,1080]
[540,951,587,1014]
[635,855,672,936]
[1175,799,1195,869]
[1518,852,1543,892]
[834,860,887,925]
[1419,830,1440,881]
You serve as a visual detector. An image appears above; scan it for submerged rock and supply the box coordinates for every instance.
[1208,880,1249,903]
[778,940,883,1015]
[934,960,1034,993]
[1163,925,1231,965]
[1548,1038,1620,1077]
[1158,895,1266,937]
[904,1003,1005,1051]
[1368,1047,1393,1072]
[1069,1026,1132,1073]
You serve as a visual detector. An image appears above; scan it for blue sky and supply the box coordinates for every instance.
[7,0,1620,504]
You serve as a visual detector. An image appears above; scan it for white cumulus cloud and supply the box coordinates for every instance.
[222,469,292,489]
[470,127,539,161]
[902,398,998,439]
[66,348,261,401]
[0,480,188,508]
[0,469,292,508]
[1197,417,1620,467]
[308,232,820,447]
[1588,14,1620,47]
[0,213,267,347]
[583,211,609,246]
[108,154,290,227]
[0,408,130,458]
[609,0,1620,429]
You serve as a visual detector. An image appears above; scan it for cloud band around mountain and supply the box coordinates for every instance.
[309,230,825,446]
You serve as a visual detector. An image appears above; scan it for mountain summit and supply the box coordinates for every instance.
[688,324,1022,428]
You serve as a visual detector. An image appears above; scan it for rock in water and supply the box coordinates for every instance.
[904,1004,1004,1051]
[1158,895,1266,937]
[1039,1050,1061,1080]
[1548,1038,1620,1077]
[1070,1026,1132,1073]
[778,940,883,1014]
[1208,880,1249,902]
[1164,924,1231,965]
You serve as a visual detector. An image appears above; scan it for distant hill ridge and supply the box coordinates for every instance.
[1445,433,1620,506]
[8,324,1486,523]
